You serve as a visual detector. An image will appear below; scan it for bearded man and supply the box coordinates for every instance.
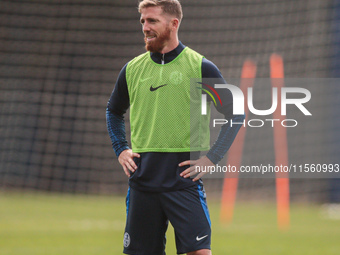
[106,1,244,254]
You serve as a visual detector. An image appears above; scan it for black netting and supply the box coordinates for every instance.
[0,0,338,201]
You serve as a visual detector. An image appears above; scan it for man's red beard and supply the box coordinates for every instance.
[144,26,171,53]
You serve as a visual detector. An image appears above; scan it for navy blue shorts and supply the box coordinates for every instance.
[123,183,211,255]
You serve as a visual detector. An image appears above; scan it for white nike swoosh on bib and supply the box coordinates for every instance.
[196,235,208,241]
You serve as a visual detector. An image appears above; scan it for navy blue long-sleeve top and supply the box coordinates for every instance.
[107,42,244,192]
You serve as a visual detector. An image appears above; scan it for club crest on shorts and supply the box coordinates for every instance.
[123,232,130,248]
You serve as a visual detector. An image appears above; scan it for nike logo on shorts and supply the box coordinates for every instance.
[196,235,208,241]
[150,84,167,91]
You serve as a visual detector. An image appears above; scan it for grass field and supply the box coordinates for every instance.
[1,192,340,255]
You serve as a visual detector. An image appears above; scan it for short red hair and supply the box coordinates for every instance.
[138,0,183,23]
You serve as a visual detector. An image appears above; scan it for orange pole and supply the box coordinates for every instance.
[270,54,290,230]
[220,60,257,224]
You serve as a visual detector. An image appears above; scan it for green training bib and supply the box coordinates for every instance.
[126,47,210,153]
